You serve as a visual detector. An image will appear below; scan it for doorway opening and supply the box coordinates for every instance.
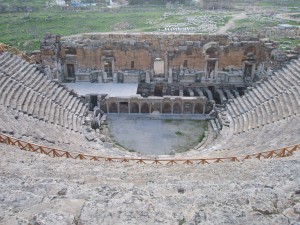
[67,64,75,78]
[90,95,98,111]
[104,61,113,77]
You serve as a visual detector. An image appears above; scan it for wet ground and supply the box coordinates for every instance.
[107,114,207,155]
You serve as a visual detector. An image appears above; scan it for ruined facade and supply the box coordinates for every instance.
[198,0,233,9]
[39,33,287,113]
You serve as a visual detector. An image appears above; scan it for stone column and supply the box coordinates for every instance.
[146,71,151,83]
[112,60,115,77]
[251,63,256,80]
[214,60,219,79]
[164,52,168,79]
[192,102,195,114]
[242,62,246,75]
[103,72,107,83]
[204,61,208,78]
[128,100,131,114]
[168,68,173,83]
[106,101,109,114]
[117,102,120,113]
[171,101,174,114]
[113,72,117,83]
[138,101,141,114]
[203,103,206,114]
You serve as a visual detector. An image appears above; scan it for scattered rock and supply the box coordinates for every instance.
[85,127,92,133]
[294,203,300,214]
[31,212,76,225]
[99,134,107,142]
[85,133,95,141]
[178,187,185,194]
[57,188,67,196]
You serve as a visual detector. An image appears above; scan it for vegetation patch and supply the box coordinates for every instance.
[198,133,205,143]
[163,119,173,123]
[175,130,184,136]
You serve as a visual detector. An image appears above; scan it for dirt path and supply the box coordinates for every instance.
[276,13,300,23]
[216,13,248,34]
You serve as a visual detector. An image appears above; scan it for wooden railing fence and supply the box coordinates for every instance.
[0,133,298,166]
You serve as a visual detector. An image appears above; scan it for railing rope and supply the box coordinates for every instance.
[0,133,299,166]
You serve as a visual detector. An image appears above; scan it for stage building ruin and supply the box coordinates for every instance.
[39,33,289,114]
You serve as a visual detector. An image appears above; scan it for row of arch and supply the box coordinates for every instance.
[106,101,208,114]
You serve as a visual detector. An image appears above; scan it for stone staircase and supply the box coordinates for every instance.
[0,52,88,132]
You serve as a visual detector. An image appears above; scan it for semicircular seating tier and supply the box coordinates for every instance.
[199,58,300,158]
[0,51,88,133]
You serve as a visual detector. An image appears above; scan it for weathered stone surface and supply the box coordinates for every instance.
[0,145,299,225]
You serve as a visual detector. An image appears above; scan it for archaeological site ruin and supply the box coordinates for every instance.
[38,33,291,117]
[0,28,299,225]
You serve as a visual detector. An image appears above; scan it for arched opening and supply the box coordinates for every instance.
[194,103,203,114]
[130,102,139,113]
[183,102,192,114]
[109,102,118,113]
[173,103,181,114]
[141,103,150,114]
[119,102,129,113]
[162,103,171,114]
[206,47,218,58]
[151,103,161,113]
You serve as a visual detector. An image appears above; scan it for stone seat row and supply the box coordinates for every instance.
[0,72,85,132]
[0,106,95,155]
[229,86,300,134]
[227,67,300,118]
[0,54,85,115]
[0,53,87,132]
[225,59,300,134]
[209,116,300,157]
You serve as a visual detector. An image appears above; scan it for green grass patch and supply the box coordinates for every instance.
[198,132,205,143]
[175,130,184,136]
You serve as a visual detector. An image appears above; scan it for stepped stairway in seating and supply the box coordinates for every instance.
[0,52,88,132]
[197,59,300,158]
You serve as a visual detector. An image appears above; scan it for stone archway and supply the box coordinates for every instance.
[194,103,203,114]
[162,103,171,114]
[109,102,118,113]
[119,102,129,113]
[183,102,193,114]
[130,102,139,114]
[141,103,150,114]
[173,103,181,114]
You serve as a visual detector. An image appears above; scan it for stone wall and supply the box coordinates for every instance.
[51,33,280,83]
